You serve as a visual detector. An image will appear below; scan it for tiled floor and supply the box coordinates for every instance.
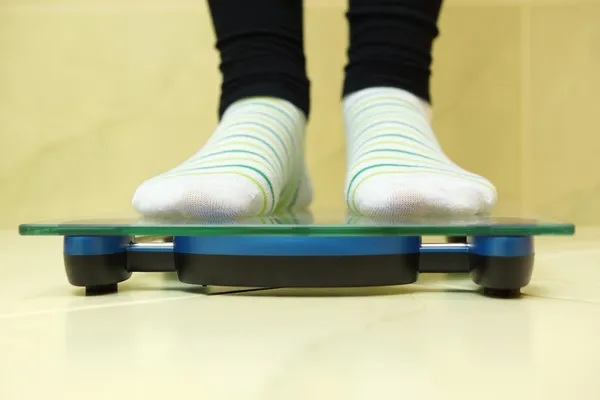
[1,230,599,399]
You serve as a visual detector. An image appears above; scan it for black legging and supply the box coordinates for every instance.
[208,0,443,119]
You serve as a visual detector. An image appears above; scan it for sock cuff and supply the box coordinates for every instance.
[342,86,432,122]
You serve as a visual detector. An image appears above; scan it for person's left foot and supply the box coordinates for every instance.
[343,87,497,217]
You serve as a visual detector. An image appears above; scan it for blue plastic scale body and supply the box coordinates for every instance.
[64,235,534,258]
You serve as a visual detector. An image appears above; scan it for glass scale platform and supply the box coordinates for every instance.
[19,211,575,298]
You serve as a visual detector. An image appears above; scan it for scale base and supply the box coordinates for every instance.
[61,234,535,298]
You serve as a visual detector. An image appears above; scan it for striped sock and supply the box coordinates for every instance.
[343,87,497,217]
[132,97,312,218]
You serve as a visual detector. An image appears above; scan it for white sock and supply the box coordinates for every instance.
[343,87,497,217]
[132,97,312,218]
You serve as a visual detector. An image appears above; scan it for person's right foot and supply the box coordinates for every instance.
[132,97,312,218]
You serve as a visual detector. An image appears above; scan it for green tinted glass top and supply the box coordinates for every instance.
[19,211,575,236]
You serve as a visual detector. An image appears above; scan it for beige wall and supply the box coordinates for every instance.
[1,0,598,227]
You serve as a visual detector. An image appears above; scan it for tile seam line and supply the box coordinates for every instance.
[0,293,200,320]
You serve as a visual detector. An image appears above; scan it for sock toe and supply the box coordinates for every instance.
[133,175,266,219]
[351,174,496,217]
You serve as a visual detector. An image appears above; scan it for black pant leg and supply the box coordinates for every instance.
[208,0,310,118]
[343,0,443,103]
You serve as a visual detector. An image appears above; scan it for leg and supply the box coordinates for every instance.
[343,0,497,217]
[133,0,312,218]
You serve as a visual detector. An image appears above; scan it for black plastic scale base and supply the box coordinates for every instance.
[18,212,576,298]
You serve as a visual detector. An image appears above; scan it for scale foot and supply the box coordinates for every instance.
[483,287,521,298]
[85,283,118,296]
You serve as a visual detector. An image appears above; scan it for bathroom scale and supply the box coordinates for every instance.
[18,211,575,298]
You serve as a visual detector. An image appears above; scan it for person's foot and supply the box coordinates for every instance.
[132,97,312,218]
[343,87,496,217]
